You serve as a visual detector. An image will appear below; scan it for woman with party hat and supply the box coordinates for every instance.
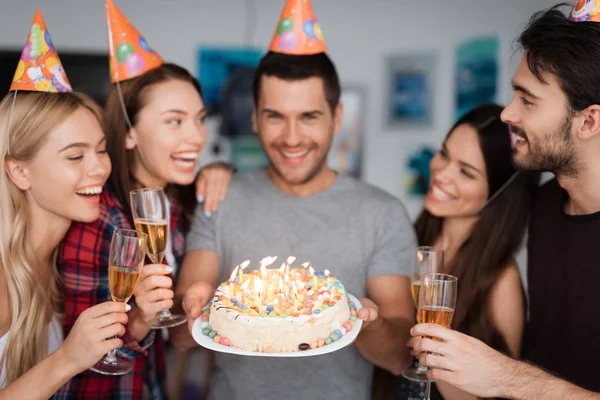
[54,1,232,398]
[0,10,129,398]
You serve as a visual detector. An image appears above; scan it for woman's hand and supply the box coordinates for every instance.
[195,162,235,216]
[132,264,174,325]
[57,301,129,374]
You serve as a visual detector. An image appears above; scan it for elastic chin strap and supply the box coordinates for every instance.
[115,79,133,131]
[480,171,520,211]
[6,90,18,156]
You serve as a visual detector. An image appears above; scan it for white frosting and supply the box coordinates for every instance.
[209,289,350,352]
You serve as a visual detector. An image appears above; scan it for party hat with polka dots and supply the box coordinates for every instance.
[105,0,163,83]
[268,0,327,55]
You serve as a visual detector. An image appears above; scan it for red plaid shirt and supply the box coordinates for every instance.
[53,183,186,400]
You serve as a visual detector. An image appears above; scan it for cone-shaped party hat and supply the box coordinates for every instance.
[268,0,327,55]
[9,9,72,93]
[106,0,163,83]
[569,0,600,22]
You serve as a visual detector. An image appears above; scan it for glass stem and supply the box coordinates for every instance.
[160,309,171,317]
[105,336,118,363]
[425,379,432,400]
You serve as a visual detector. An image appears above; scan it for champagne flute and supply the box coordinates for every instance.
[130,187,187,329]
[418,272,458,400]
[91,228,147,375]
[403,246,444,383]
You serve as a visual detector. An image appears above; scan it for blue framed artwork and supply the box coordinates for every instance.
[385,53,436,129]
[454,36,499,119]
[405,145,436,197]
[197,47,263,116]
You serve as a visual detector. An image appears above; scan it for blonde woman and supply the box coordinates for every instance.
[0,12,128,399]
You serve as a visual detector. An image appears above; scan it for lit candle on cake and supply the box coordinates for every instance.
[255,279,263,308]
[309,266,318,289]
[298,280,308,309]
[241,279,250,304]
[239,260,250,283]
[292,280,298,310]
[278,276,284,314]
[324,269,332,291]
[229,266,239,296]
[285,256,296,277]
[301,262,310,280]
[284,274,290,298]
[259,256,277,281]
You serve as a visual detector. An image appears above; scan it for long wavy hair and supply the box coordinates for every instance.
[414,104,540,354]
[0,91,103,385]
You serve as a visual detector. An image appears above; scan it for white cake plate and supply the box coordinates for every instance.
[192,294,363,357]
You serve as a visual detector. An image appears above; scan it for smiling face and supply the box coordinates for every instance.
[501,54,577,175]
[127,79,207,188]
[424,124,489,219]
[252,75,342,187]
[14,106,111,223]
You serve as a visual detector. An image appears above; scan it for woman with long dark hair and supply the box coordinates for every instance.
[416,103,537,357]
[54,2,232,398]
[385,104,539,399]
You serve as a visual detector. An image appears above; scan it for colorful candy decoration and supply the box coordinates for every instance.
[268,0,327,55]
[9,9,72,93]
[200,295,358,351]
[105,0,163,83]
[569,0,600,22]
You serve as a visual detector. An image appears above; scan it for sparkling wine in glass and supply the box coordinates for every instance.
[130,187,186,329]
[91,228,147,375]
[419,272,458,400]
[403,246,444,383]
[134,218,167,264]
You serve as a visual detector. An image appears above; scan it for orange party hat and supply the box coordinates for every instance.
[106,0,163,83]
[569,0,600,22]
[268,0,327,55]
[9,9,72,93]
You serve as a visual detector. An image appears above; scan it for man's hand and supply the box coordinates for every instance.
[357,298,382,331]
[182,281,217,334]
[411,323,514,398]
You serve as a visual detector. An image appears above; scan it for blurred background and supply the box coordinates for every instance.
[0,0,560,397]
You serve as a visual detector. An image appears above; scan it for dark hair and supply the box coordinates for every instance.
[414,104,540,355]
[518,3,600,111]
[104,63,201,230]
[252,52,341,114]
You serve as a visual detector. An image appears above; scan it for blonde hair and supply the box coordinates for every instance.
[0,91,103,385]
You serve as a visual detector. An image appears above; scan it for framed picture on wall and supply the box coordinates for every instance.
[454,36,499,119]
[197,46,263,117]
[328,86,365,178]
[385,52,436,129]
[404,143,436,197]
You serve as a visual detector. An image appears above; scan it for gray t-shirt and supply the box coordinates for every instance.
[186,168,416,400]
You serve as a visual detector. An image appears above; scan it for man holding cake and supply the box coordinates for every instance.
[173,0,417,398]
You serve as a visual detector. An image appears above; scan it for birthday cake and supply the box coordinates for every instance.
[198,257,359,353]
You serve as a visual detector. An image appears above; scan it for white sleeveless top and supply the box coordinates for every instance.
[0,316,63,389]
